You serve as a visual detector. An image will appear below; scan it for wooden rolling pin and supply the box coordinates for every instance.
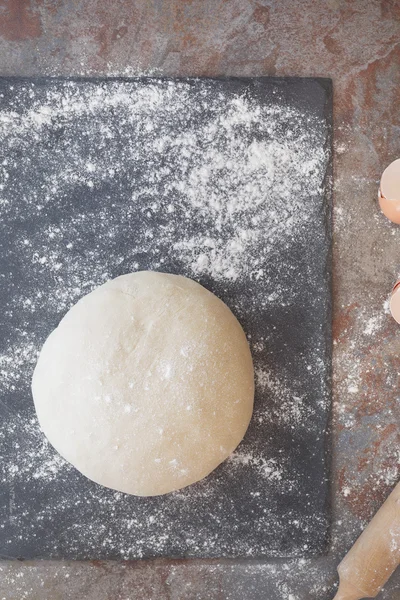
[334,481,400,599]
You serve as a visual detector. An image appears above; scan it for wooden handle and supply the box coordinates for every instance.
[335,481,400,599]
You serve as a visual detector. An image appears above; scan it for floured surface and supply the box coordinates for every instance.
[0,77,332,559]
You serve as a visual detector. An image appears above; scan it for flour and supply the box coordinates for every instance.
[363,314,385,336]
[0,80,326,290]
[254,367,315,426]
[0,77,331,559]
[228,452,284,481]
[335,304,390,408]
[0,340,38,390]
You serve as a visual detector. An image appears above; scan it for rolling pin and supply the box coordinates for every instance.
[333,480,400,599]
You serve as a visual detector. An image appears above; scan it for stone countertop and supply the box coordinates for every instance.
[0,1,399,598]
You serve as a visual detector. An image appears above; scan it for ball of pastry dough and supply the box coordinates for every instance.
[32,272,254,496]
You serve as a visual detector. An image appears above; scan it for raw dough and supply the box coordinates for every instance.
[32,272,254,496]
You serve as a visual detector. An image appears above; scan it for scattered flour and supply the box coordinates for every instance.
[363,314,385,336]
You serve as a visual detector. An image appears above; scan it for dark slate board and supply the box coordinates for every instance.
[0,76,332,560]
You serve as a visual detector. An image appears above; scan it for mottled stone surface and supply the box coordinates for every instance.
[0,0,399,598]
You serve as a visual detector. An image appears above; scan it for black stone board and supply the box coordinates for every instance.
[0,76,332,559]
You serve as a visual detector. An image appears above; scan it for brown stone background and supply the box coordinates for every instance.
[0,1,399,598]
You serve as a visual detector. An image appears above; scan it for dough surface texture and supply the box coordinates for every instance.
[32,271,254,496]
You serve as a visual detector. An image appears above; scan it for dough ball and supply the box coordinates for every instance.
[32,272,254,496]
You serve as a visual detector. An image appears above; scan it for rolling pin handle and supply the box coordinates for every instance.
[333,481,400,600]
